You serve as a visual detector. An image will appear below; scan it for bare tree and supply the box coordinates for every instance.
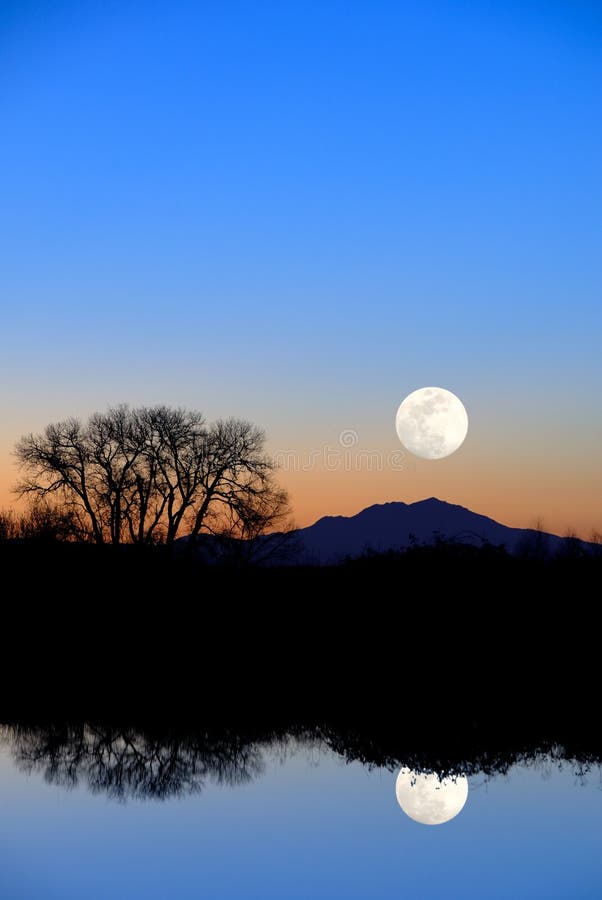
[187,419,276,538]
[134,406,209,546]
[15,417,106,542]
[14,405,288,550]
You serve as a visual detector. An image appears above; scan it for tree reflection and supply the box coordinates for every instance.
[1,720,601,803]
[3,724,267,801]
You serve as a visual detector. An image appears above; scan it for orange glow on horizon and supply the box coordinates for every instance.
[278,458,602,540]
[1,449,600,541]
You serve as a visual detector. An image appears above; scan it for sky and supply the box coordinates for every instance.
[1,0,601,535]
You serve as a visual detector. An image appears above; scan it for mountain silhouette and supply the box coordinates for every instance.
[178,497,594,564]
[290,497,585,564]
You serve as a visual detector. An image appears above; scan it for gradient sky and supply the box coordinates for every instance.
[1,1,601,535]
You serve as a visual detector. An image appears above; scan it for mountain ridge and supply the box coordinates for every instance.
[290,497,589,564]
[178,497,596,565]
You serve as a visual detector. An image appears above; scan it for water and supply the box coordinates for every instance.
[0,728,600,899]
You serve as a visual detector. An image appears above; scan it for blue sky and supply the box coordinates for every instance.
[1,1,600,530]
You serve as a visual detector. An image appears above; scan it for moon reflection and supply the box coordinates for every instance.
[395,768,468,825]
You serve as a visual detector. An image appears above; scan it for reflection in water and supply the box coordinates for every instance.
[395,768,469,825]
[1,722,599,804]
[2,724,267,801]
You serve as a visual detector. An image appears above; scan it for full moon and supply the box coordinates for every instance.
[395,387,468,460]
[395,768,469,825]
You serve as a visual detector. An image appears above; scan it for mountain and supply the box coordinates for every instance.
[290,497,584,564]
[178,497,594,564]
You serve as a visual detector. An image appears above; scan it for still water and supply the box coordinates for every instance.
[0,728,600,899]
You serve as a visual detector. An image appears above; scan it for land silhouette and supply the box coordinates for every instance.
[0,533,598,723]
[1,405,599,775]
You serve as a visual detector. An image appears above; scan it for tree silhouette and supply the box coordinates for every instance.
[0,501,79,542]
[14,405,289,547]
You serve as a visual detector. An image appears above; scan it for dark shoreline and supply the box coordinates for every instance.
[1,540,599,732]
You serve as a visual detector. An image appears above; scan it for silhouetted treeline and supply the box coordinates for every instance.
[0,538,599,726]
[0,502,80,542]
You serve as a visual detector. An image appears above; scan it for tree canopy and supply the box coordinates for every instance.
[14,405,288,547]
